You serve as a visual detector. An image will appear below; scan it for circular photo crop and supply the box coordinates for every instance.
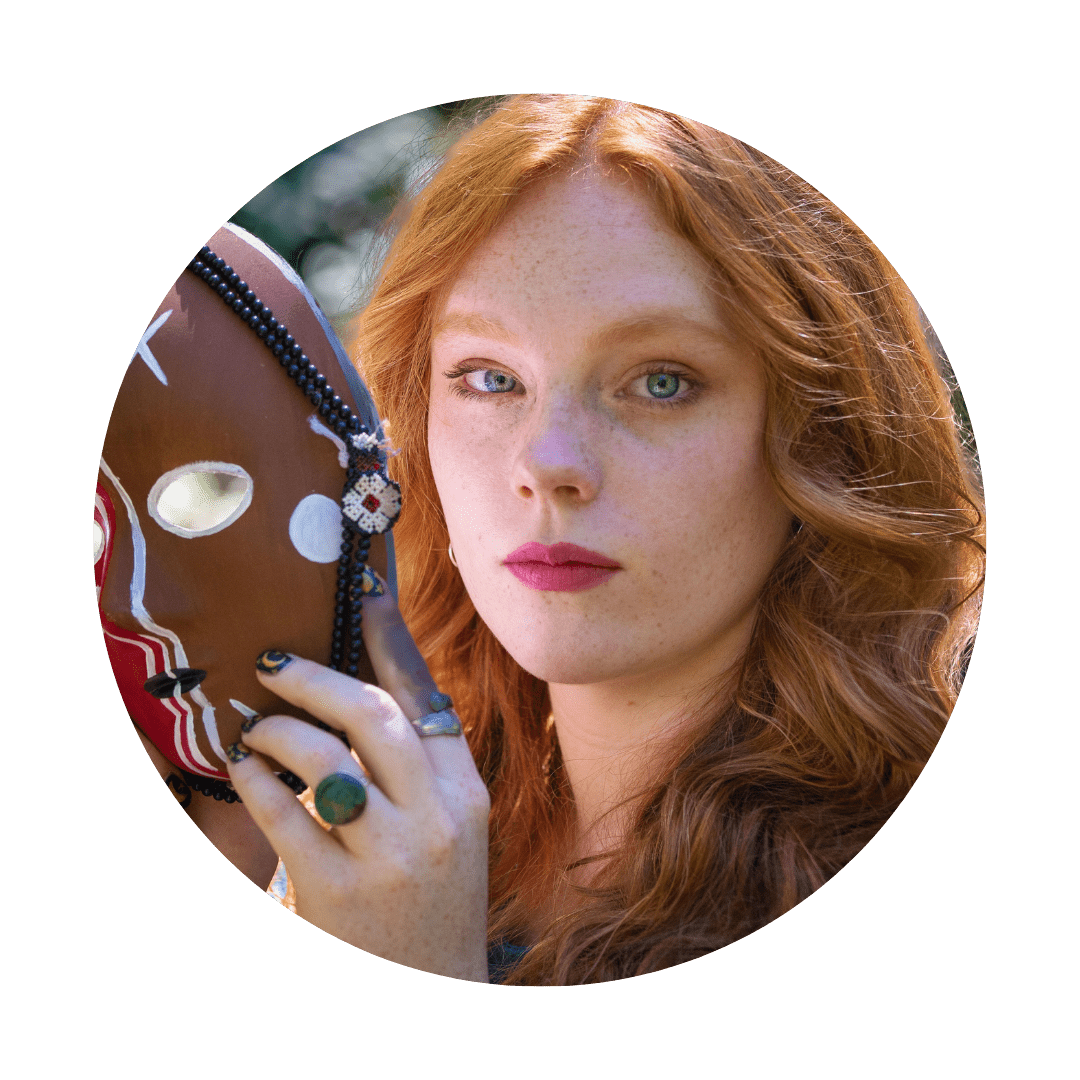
[96,95,983,984]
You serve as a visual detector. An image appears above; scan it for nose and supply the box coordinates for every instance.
[510,394,601,504]
[143,667,208,698]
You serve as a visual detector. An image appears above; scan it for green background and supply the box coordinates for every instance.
[10,0,1071,1075]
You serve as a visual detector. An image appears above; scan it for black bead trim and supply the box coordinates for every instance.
[178,768,242,803]
[277,769,309,796]
[177,767,311,802]
[164,772,193,809]
[188,243,392,680]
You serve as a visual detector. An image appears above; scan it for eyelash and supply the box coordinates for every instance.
[441,362,700,408]
[443,363,522,403]
[628,365,699,409]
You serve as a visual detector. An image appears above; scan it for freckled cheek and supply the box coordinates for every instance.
[428,418,513,537]
[624,444,785,592]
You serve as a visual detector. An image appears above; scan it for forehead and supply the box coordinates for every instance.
[440,170,718,323]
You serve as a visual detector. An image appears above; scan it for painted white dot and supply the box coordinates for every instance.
[289,494,342,563]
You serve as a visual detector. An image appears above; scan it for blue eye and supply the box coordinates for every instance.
[645,372,680,399]
[464,369,518,393]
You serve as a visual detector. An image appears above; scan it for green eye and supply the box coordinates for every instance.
[645,372,680,399]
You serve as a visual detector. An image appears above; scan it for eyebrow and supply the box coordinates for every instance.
[432,310,729,351]
[585,312,730,352]
[432,312,522,345]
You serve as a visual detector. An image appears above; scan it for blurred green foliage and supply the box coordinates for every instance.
[230,98,501,332]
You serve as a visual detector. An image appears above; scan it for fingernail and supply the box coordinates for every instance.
[429,690,453,712]
[225,742,252,764]
[360,566,386,597]
[256,650,294,674]
[239,714,263,734]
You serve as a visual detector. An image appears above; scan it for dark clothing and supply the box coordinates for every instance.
[487,939,530,984]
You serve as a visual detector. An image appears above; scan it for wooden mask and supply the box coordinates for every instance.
[96,223,396,786]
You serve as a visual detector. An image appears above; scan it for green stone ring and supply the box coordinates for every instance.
[313,772,368,826]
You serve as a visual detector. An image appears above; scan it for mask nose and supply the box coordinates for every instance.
[143,668,208,698]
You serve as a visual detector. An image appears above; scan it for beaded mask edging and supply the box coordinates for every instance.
[180,244,402,800]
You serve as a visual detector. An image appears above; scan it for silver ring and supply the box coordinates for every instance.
[413,710,462,737]
[412,690,462,737]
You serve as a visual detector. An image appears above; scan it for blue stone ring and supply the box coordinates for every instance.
[413,691,462,738]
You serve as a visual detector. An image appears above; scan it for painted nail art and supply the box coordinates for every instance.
[360,566,386,597]
[225,741,252,763]
[239,714,263,734]
[256,650,293,674]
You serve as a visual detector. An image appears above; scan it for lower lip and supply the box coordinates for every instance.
[505,562,620,592]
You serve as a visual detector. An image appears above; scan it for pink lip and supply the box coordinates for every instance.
[503,542,622,592]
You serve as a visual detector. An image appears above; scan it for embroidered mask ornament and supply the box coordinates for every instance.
[96,223,401,799]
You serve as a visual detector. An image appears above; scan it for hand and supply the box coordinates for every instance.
[224,582,491,981]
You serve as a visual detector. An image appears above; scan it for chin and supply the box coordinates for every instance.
[497,633,638,686]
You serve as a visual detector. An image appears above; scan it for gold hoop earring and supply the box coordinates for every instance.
[448,543,458,568]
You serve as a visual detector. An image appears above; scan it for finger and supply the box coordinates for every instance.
[359,570,476,780]
[357,569,439,722]
[224,741,346,881]
[240,714,393,827]
[253,654,435,807]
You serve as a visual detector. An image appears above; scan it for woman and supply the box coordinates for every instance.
[225,95,984,984]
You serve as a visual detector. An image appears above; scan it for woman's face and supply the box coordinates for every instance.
[428,169,792,690]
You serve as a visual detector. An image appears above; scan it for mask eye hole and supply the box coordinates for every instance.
[93,520,105,563]
[148,462,254,538]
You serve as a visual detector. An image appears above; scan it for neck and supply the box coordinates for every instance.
[549,679,684,868]
[548,612,751,869]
